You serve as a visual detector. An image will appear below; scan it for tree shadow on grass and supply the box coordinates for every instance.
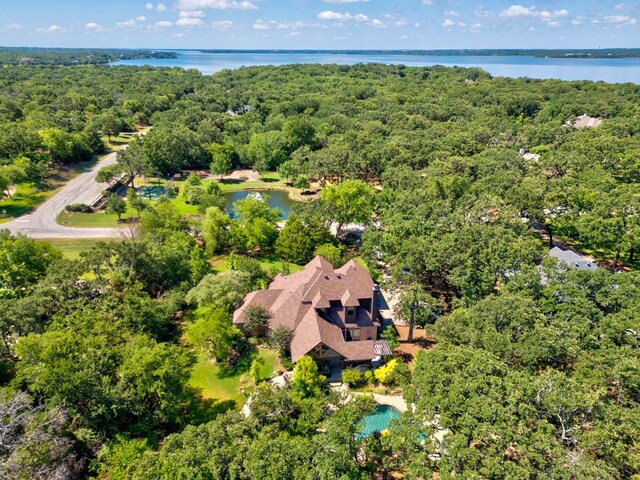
[0,191,47,219]
[217,344,257,379]
[261,177,279,183]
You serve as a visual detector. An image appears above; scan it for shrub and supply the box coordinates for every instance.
[364,370,374,384]
[65,203,92,213]
[374,359,398,385]
[341,367,364,387]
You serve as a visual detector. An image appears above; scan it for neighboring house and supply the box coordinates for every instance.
[549,246,598,271]
[233,256,391,364]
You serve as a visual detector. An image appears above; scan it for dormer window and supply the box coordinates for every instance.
[346,307,355,316]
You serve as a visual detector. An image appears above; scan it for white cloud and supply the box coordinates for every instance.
[441,19,455,27]
[370,19,385,27]
[157,3,167,12]
[383,14,408,26]
[180,10,205,17]
[444,10,460,17]
[253,19,271,29]
[546,21,562,27]
[422,0,433,5]
[210,20,234,29]
[176,0,258,10]
[85,22,105,30]
[136,16,147,21]
[317,11,368,21]
[116,19,138,28]
[604,15,637,25]
[146,3,154,10]
[6,23,23,29]
[155,20,174,27]
[322,0,370,2]
[499,5,536,17]
[177,17,204,26]
[37,24,66,33]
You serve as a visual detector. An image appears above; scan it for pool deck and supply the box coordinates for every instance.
[343,388,408,413]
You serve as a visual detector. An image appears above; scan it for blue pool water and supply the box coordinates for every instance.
[357,405,402,439]
[139,186,167,200]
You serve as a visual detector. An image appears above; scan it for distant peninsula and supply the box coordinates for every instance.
[0,47,177,66]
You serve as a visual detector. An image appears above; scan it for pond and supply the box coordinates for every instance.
[224,190,297,220]
[356,404,402,439]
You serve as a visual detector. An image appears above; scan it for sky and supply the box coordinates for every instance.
[0,0,638,50]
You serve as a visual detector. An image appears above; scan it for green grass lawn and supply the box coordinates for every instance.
[57,205,139,228]
[210,253,303,275]
[0,185,53,223]
[36,238,112,259]
[188,348,278,410]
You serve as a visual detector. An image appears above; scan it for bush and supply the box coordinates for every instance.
[341,367,364,387]
[374,359,399,385]
[65,203,92,213]
[364,370,374,384]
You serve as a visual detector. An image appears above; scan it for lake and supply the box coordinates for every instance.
[112,50,640,84]
[224,190,296,220]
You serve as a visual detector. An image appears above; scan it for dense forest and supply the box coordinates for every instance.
[1,62,640,478]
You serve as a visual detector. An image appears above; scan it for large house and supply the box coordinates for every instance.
[233,256,390,364]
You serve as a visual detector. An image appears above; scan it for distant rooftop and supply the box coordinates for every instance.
[549,246,598,271]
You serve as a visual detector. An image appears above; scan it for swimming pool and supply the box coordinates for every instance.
[356,404,402,439]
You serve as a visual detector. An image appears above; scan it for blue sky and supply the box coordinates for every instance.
[1,0,638,49]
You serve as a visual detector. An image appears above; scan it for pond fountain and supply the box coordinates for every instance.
[223,190,297,220]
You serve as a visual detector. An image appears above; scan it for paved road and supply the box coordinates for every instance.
[2,151,124,239]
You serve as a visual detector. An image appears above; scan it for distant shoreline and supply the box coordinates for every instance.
[189,49,640,59]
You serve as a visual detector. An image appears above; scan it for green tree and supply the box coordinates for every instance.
[247,131,289,173]
[321,179,376,237]
[208,142,235,179]
[185,271,251,311]
[291,355,326,399]
[275,214,333,265]
[201,206,230,255]
[126,188,147,218]
[189,245,209,285]
[187,307,241,362]
[269,326,294,354]
[243,305,269,338]
[116,139,151,187]
[314,243,344,267]
[380,325,400,350]
[105,192,126,221]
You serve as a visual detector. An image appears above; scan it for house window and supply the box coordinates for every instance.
[351,329,361,341]
[346,307,355,317]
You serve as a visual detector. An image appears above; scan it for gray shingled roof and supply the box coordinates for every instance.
[549,247,598,271]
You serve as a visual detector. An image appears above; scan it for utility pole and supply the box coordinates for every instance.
[408,286,416,343]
